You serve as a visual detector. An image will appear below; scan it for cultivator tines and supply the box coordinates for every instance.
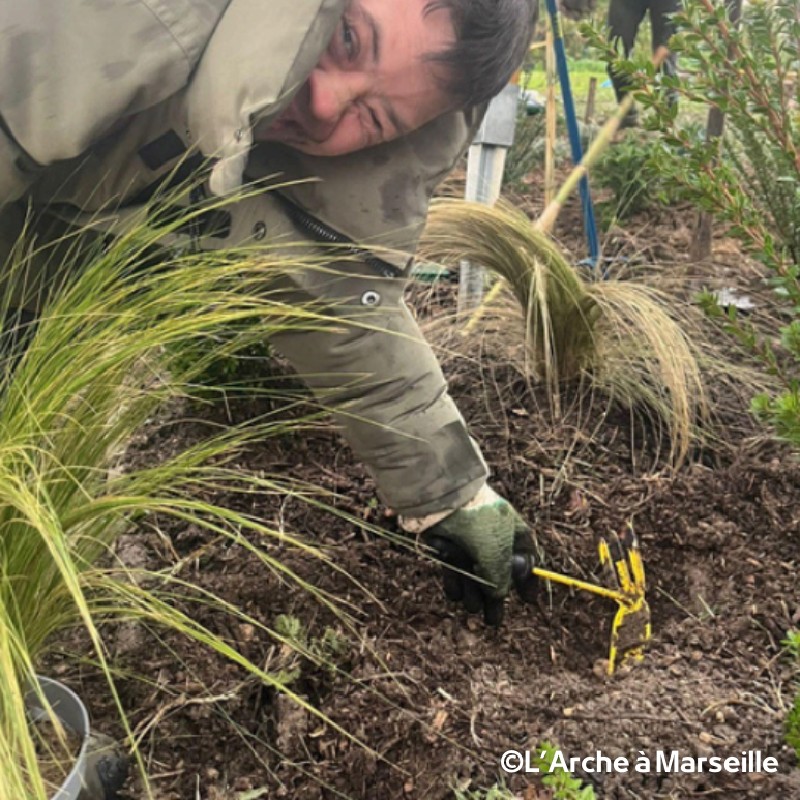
[597,527,652,674]
[513,525,652,674]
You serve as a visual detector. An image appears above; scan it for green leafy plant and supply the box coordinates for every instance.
[583,0,800,258]
[535,742,596,800]
[588,0,800,446]
[593,131,685,221]
[453,781,516,800]
[274,613,349,680]
[640,0,800,267]
[170,327,276,389]
[787,697,800,762]
[785,630,800,760]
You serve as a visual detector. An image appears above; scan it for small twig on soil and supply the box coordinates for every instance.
[737,689,784,717]
[143,768,186,781]
[132,687,244,749]
[469,710,483,747]
[696,594,718,619]
[149,521,181,563]
[560,712,675,723]
[525,704,674,723]
[353,671,423,685]
[701,694,780,718]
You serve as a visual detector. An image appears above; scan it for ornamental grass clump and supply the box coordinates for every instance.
[585,0,800,449]
[421,200,707,463]
[0,205,363,799]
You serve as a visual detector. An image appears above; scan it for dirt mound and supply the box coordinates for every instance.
[42,193,800,798]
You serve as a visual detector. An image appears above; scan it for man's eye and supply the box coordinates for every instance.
[368,108,383,135]
[341,19,357,59]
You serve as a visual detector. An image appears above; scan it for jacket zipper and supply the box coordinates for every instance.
[276,194,402,279]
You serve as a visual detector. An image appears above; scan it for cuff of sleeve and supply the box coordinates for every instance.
[398,480,493,533]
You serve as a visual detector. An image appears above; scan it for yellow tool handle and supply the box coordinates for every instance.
[531,566,632,606]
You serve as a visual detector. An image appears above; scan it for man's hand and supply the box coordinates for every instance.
[78,732,128,800]
[421,485,538,626]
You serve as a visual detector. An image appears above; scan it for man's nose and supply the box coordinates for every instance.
[304,69,354,136]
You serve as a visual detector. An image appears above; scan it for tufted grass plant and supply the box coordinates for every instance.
[420,200,710,463]
[0,201,373,799]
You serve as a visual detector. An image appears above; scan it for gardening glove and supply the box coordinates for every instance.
[408,484,538,626]
[78,732,129,800]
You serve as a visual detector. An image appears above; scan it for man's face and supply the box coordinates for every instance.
[257,0,455,156]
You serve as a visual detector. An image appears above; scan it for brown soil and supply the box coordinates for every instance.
[45,182,800,799]
[32,719,83,795]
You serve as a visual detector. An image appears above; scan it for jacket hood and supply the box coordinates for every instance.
[186,0,346,196]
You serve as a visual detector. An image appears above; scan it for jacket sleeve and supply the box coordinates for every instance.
[183,169,487,518]
[269,261,489,518]
[215,111,491,516]
[0,0,229,205]
[226,98,491,516]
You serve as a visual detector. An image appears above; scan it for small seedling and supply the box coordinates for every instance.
[535,742,597,800]
[784,631,800,760]
[274,614,348,679]
[453,781,516,800]
[784,630,800,660]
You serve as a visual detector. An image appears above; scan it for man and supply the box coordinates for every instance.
[1,2,538,795]
[607,0,680,127]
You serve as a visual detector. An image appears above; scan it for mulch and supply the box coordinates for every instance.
[44,182,800,799]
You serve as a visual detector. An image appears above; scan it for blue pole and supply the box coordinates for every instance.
[543,0,600,269]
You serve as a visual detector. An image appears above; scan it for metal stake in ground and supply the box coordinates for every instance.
[458,83,518,314]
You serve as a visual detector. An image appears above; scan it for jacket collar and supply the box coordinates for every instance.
[245,107,484,266]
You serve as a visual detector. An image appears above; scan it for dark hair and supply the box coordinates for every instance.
[424,0,539,108]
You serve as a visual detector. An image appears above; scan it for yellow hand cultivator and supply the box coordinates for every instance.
[514,527,651,674]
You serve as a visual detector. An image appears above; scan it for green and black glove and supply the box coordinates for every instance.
[78,732,128,800]
[420,485,538,626]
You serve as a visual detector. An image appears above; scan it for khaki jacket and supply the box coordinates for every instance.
[0,0,488,517]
